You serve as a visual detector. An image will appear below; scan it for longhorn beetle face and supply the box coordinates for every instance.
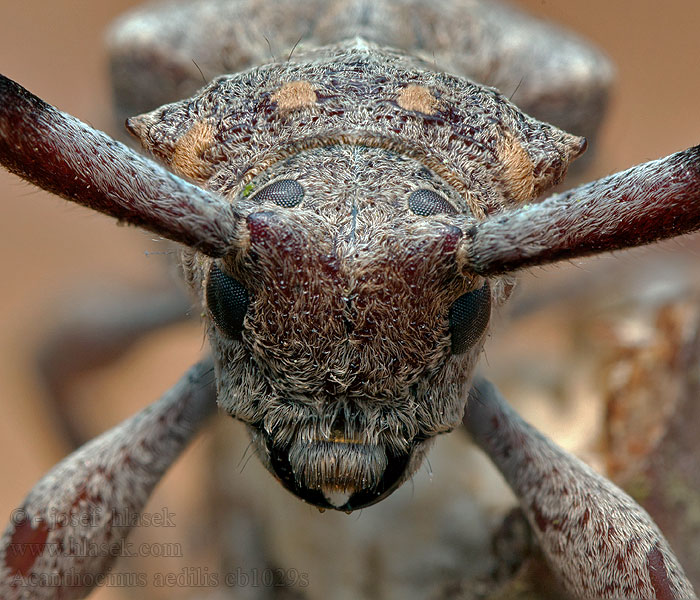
[3,39,697,515]
[126,41,585,510]
[200,147,493,510]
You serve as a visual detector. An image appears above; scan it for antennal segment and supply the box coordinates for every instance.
[0,74,239,257]
[460,146,700,275]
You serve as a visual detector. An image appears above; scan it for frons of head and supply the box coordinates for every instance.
[207,204,484,390]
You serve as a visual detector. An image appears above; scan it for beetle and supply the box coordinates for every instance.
[0,1,699,598]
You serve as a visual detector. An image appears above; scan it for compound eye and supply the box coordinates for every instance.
[448,282,491,354]
[252,179,304,207]
[206,264,249,339]
[408,189,456,216]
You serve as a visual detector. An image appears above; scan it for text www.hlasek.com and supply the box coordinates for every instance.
[8,538,182,560]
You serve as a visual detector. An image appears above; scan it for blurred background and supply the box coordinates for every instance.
[0,1,699,598]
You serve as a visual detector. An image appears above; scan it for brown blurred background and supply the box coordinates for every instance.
[0,2,699,599]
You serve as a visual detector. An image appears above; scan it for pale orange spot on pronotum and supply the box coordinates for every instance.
[170,120,216,181]
[496,132,536,204]
[397,84,440,115]
[271,80,317,111]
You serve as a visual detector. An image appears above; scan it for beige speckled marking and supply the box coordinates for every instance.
[170,120,216,181]
[397,84,439,115]
[271,80,317,111]
[496,132,536,204]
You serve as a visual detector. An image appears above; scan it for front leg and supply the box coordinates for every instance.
[0,358,217,600]
[464,377,696,600]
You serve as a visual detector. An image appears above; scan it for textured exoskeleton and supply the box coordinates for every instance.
[0,0,699,598]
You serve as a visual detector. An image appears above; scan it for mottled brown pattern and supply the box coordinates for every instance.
[466,378,697,599]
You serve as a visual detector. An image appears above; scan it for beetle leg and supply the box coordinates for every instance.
[0,358,217,600]
[463,376,697,600]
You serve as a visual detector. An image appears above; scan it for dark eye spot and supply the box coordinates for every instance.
[206,264,249,339]
[252,179,304,207]
[449,281,491,354]
[408,189,456,216]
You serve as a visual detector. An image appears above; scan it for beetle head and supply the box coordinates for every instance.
[127,40,584,510]
[192,145,501,510]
